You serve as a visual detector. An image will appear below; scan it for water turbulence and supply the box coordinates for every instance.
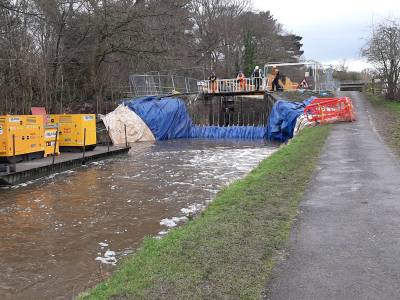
[0,139,277,300]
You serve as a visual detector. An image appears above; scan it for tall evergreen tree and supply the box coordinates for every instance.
[243,32,255,76]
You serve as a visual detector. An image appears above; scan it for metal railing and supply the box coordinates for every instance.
[129,74,199,98]
[198,78,267,94]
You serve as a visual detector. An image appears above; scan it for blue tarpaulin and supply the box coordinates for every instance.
[125,96,193,140]
[190,125,266,139]
[265,97,315,142]
[123,95,315,143]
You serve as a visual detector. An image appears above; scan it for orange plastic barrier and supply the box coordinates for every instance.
[304,97,356,124]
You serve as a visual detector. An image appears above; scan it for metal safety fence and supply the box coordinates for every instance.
[129,74,199,98]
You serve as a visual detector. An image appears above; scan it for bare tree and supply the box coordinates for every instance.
[362,20,400,100]
[0,0,304,114]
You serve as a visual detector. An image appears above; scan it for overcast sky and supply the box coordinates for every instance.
[252,0,400,71]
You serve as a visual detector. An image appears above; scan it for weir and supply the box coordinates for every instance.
[188,93,277,127]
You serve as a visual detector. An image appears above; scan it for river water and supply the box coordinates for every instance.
[0,139,277,299]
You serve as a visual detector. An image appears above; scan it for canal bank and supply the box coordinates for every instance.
[79,126,330,299]
[0,139,276,300]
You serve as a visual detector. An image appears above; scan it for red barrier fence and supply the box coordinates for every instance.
[304,97,356,124]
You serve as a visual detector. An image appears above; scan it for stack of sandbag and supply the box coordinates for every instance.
[101,104,155,145]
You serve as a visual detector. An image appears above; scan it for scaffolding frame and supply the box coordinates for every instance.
[263,61,334,92]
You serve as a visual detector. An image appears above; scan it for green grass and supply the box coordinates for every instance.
[366,93,400,112]
[80,126,331,300]
[365,93,400,154]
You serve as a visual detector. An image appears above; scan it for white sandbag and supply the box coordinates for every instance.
[101,105,155,145]
[293,114,316,136]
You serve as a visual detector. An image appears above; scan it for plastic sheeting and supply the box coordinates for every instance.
[101,104,155,145]
[190,125,266,140]
[265,97,315,142]
[293,114,316,137]
[125,97,193,140]
[112,95,317,143]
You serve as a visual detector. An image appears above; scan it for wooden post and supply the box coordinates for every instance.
[12,134,16,171]
[82,128,86,165]
[52,127,58,165]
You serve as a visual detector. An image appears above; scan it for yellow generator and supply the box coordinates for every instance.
[0,115,45,162]
[44,126,60,157]
[48,114,96,152]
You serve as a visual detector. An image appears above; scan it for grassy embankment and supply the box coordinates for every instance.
[365,93,400,156]
[80,126,331,300]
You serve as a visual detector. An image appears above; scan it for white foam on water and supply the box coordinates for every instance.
[172,216,188,223]
[96,247,117,266]
[104,250,115,257]
[95,256,116,265]
[180,203,204,215]
[160,218,177,228]
[8,168,80,189]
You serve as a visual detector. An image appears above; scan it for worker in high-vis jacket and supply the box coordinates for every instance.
[236,71,246,91]
[208,72,217,93]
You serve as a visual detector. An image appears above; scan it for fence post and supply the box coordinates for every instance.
[185,77,189,93]
[12,134,16,172]
[52,127,58,165]
[82,128,86,165]
[171,75,175,92]
[158,72,161,95]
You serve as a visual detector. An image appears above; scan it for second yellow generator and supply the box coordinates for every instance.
[0,115,45,162]
[48,114,96,152]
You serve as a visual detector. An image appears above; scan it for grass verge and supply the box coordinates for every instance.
[365,93,400,156]
[80,126,331,300]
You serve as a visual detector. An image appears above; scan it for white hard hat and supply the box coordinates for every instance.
[255,66,259,69]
